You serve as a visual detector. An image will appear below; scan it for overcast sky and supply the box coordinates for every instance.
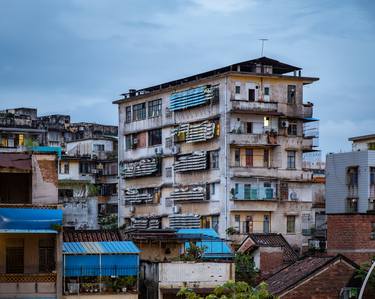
[0,0,374,155]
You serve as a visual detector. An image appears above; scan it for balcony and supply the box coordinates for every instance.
[231,100,278,114]
[230,166,311,181]
[283,103,313,119]
[229,133,278,147]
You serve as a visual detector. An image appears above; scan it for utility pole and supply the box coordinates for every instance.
[259,38,268,56]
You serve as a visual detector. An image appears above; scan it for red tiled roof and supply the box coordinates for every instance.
[238,233,298,263]
[0,153,31,171]
[264,255,358,295]
[63,230,122,242]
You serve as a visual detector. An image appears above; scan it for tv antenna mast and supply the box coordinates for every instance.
[259,38,268,56]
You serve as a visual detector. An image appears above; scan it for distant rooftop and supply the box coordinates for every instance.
[348,133,375,142]
[114,56,319,103]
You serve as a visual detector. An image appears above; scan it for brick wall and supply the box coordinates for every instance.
[281,259,356,299]
[259,247,284,277]
[327,214,375,264]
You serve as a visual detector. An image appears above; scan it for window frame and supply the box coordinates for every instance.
[148,128,162,147]
[210,150,220,169]
[148,99,162,118]
[287,215,296,234]
[125,106,132,123]
[287,150,296,169]
[132,102,146,121]
[287,85,296,104]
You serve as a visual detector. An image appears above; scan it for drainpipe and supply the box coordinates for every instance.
[224,77,228,237]
[358,260,375,299]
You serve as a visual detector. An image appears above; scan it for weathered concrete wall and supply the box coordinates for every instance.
[32,154,58,204]
[158,261,234,289]
[63,294,138,299]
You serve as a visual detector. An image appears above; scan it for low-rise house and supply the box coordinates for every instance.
[263,255,359,299]
[237,233,298,277]
[125,228,234,299]
[0,152,63,299]
[62,235,140,299]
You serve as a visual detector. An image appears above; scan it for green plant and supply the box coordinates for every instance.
[87,184,100,196]
[99,214,118,230]
[355,257,375,295]
[180,242,207,261]
[177,280,276,299]
[235,253,259,285]
[226,227,236,235]
[51,223,62,232]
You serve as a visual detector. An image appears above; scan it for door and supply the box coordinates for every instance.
[245,149,253,167]
[263,215,270,233]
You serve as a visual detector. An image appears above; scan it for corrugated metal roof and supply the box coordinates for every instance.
[63,241,140,255]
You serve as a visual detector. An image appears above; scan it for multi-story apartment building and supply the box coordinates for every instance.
[326,134,375,264]
[0,152,63,299]
[58,136,118,230]
[0,107,119,231]
[114,57,320,249]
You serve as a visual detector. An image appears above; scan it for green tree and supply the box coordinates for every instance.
[178,280,276,299]
[355,258,375,295]
[235,253,259,285]
[180,242,207,261]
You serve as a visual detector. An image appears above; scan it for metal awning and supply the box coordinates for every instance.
[0,207,62,233]
[63,241,140,255]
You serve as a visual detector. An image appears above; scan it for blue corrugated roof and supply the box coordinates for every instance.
[63,241,140,255]
[177,228,233,258]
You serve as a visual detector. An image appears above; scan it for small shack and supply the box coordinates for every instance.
[63,241,140,295]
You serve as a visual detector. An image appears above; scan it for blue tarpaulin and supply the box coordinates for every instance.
[169,85,214,111]
[177,228,233,259]
[0,208,62,233]
[63,241,140,277]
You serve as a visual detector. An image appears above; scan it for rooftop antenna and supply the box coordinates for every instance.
[259,38,268,56]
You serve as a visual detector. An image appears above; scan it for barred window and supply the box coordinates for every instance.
[287,151,296,169]
[125,106,132,123]
[210,150,219,169]
[148,99,162,118]
[148,129,162,146]
[133,103,146,121]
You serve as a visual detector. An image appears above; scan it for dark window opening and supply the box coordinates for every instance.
[39,238,55,273]
[125,106,132,123]
[235,85,241,94]
[288,123,298,136]
[246,122,253,134]
[148,99,162,118]
[287,85,296,104]
[133,103,146,121]
[248,89,255,102]
[148,129,162,146]
[6,239,24,274]
[0,173,31,204]
[287,150,296,169]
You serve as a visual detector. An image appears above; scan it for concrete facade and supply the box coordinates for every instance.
[115,57,320,249]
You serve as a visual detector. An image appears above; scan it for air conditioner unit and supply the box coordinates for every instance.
[172,145,180,155]
[290,191,298,201]
[281,120,290,128]
[155,147,163,155]
[133,137,138,144]
[129,206,135,213]
[173,205,181,214]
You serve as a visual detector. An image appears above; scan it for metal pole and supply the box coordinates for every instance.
[358,260,375,299]
[99,254,102,293]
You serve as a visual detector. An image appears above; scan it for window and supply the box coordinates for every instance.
[148,99,162,118]
[125,135,133,150]
[165,137,173,148]
[58,189,73,198]
[59,162,69,174]
[234,183,239,196]
[245,149,253,167]
[212,215,219,233]
[235,85,241,94]
[287,216,296,233]
[6,239,24,273]
[370,167,375,199]
[347,166,359,199]
[125,106,132,123]
[264,86,270,96]
[263,215,270,233]
[166,167,172,178]
[264,116,270,127]
[234,148,241,166]
[287,85,296,104]
[287,151,296,169]
[346,198,358,213]
[262,149,269,168]
[79,162,92,174]
[93,144,105,152]
[211,183,216,195]
[244,184,251,199]
[210,150,219,169]
[371,223,375,240]
[248,89,255,101]
[133,103,146,121]
[165,107,172,118]
[243,216,253,234]
[368,142,375,150]
[39,238,55,273]
[246,122,253,134]
[234,215,241,233]
[288,123,297,136]
[18,134,24,146]
[148,129,162,146]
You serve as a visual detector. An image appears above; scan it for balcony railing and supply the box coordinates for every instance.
[0,272,56,283]
[231,100,278,113]
[229,133,278,146]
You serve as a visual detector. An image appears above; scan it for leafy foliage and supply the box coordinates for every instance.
[178,280,276,299]
[355,258,375,295]
[99,214,118,230]
[180,242,207,261]
[235,253,259,285]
